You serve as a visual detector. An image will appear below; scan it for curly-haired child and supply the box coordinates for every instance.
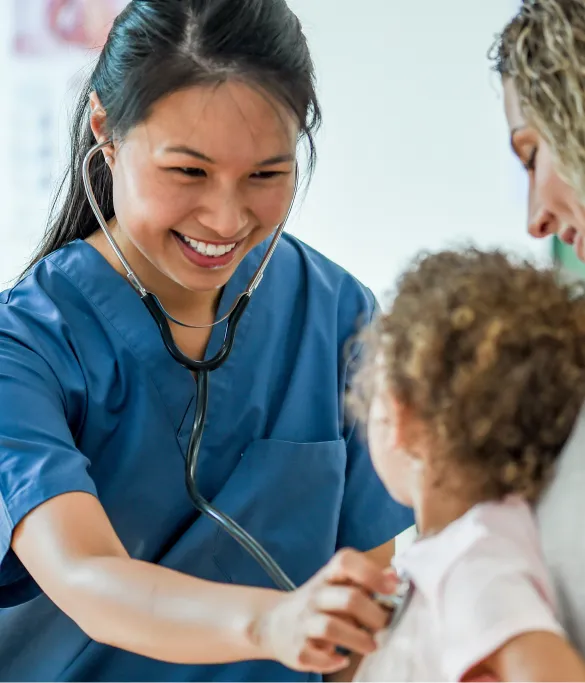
[352,248,585,682]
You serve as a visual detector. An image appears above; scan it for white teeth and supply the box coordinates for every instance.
[180,234,236,257]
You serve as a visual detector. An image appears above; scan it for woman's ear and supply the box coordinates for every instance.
[89,91,115,168]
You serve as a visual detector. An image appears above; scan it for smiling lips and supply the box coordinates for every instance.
[177,232,238,257]
[173,230,243,269]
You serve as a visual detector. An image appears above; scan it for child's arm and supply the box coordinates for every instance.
[478,630,585,682]
[439,534,579,683]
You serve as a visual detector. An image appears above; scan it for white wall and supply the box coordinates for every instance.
[0,2,96,285]
[0,1,539,296]
[286,0,542,301]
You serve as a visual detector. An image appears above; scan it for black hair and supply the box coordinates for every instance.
[26,0,321,272]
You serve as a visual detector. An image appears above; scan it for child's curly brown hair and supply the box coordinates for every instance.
[352,248,585,502]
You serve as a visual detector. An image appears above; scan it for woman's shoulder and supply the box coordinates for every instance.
[273,233,377,322]
[0,240,106,353]
[2,240,86,310]
[538,405,585,653]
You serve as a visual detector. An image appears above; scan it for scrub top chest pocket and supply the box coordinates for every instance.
[211,439,348,588]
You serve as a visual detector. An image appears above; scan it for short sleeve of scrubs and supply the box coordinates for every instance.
[337,425,413,551]
[0,310,97,606]
[336,292,414,551]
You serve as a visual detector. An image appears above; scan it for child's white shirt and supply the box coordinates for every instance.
[355,498,564,682]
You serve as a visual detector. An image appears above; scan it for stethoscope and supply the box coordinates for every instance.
[82,141,413,642]
[82,139,298,592]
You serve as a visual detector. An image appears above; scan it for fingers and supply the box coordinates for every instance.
[297,643,349,674]
[305,613,378,656]
[314,584,390,632]
[279,549,398,671]
[323,548,394,596]
[374,568,401,610]
[382,566,400,586]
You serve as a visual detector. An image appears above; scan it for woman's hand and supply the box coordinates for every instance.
[12,493,395,670]
[252,548,395,674]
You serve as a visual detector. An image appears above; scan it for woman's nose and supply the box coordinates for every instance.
[528,209,558,239]
[197,186,248,239]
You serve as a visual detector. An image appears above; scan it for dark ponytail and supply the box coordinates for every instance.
[26,0,321,273]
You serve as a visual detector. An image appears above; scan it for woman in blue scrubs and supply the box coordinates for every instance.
[0,1,413,680]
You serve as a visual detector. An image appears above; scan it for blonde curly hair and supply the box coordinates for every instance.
[490,0,585,200]
[351,249,585,502]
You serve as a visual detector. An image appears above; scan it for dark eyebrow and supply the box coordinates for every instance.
[164,146,214,163]
[256,153,295,167]
[164,146,295,167]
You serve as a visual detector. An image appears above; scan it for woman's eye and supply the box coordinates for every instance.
[523,148,537,172]
[250,171,284,180]
[176,168,206,178]
[171,168,288,180]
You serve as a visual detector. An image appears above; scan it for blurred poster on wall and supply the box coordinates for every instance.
[3,0,129,284]
[13,0,128,55]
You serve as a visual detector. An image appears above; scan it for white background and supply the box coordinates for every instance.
[0,0,544,296]
[285,0,546,301]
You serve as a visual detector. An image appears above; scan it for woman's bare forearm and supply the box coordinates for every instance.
[62,555,281,664]
[12,494,393,673]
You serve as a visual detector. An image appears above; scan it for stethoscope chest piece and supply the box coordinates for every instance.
[374,573,415,634]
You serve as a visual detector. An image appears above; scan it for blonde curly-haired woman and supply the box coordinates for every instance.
[492,0,585,661]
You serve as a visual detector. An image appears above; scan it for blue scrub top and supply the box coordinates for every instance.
[0,234,413,682]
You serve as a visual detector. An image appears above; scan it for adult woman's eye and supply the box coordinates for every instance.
[524,147,537,172]
[250,171,286,180]
[175,167,207,178]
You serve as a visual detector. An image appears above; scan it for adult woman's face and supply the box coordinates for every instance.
[91,80,298,300]
[504,78,585,261]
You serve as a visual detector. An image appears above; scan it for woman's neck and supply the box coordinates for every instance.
[86,221,221,323]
